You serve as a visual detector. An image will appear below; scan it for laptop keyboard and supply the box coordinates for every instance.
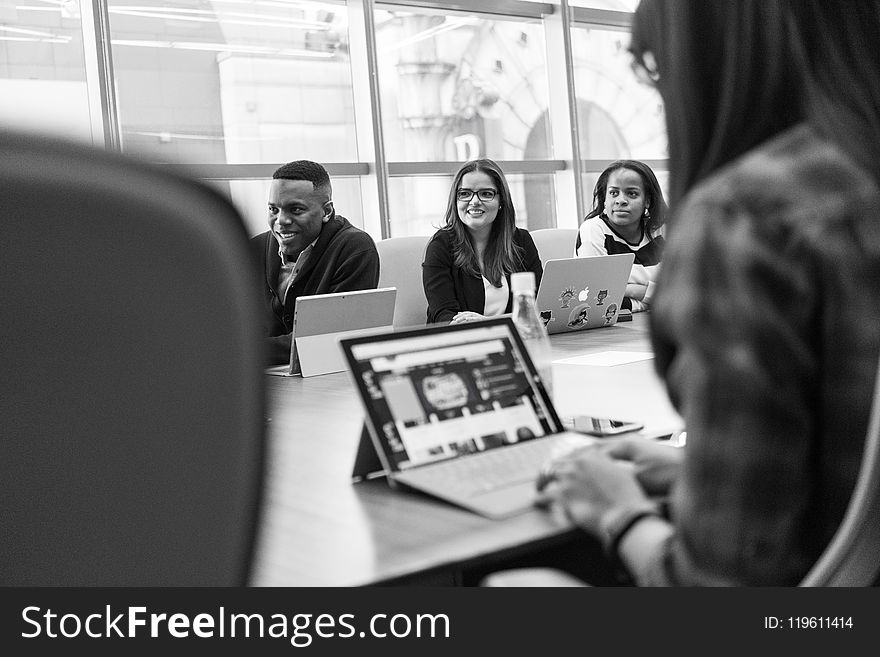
[411,438,554,498]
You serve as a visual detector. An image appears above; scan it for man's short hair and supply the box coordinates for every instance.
[272,160,332,195]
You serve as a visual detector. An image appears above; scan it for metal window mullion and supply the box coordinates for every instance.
[376,0,554,20]
[387,160,565,176]
[360,0,391,239]
[81,0,121,151]
[571,7,632,29]
[560,0,585,223]
[581,159,668,172]
[159,163,371,180]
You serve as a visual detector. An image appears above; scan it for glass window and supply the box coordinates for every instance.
[106,0,357,164]
[387,173,555,237]
[375,6,553,162]
[571,25,666,161]
[3,1,668,239]
[213,176,366,238]
[0,0,92,141]
[376,4,557,234]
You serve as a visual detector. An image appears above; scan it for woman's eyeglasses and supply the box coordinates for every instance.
[629,50,660,87]
[456,188,497,202]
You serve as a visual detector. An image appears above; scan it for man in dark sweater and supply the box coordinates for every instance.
[249,160,379,364]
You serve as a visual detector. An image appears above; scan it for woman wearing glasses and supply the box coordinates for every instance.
[423,158,542,325]
[535,0,880,586]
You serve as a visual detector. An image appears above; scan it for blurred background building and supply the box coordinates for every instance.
[0,0,666,238]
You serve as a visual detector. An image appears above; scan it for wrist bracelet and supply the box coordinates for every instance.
[602,504,663,567]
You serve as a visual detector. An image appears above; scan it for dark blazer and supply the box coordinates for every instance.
[249,215,379,363]
[422,227,543,324]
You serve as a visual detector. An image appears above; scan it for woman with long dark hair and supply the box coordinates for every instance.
[538,0,880,585]
[423,158,542,324]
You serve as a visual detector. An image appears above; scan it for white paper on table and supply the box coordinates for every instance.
[553,350,654,367]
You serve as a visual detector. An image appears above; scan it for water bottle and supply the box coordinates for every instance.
[510,271,554,398]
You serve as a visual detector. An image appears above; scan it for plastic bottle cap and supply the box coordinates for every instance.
[511,271,536,295]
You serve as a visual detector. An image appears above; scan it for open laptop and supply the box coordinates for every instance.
[340,317,595,519]
[267,287,396,378]
[535,253,634,334]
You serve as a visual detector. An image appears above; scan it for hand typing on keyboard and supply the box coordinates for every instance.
[534,434,681,521]
[535,433,600,498]
[532,438,658,538]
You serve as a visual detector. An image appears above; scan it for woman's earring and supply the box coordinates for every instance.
[643,207,650,218]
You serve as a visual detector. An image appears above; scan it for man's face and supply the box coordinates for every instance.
[267,178,332,260]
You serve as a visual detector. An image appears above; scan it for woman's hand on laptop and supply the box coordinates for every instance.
[535,445,652,536]
[451,311,487,325]
[597,436,683,496]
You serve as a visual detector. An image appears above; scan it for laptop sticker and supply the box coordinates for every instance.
[567,304,590,328]
[558,286,575,308]
[540,310,553,327]
[603,303,618,326]
[596,289,608,305]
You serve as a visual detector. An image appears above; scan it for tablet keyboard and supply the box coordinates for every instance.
[411,438,554,498]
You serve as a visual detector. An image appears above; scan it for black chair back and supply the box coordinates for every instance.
[0,130,266,585]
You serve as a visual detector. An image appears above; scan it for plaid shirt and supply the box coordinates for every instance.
[646,124,880,585]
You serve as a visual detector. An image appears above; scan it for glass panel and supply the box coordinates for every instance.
[571,25,666,161]
[388,173,556,237]
[106,0,357,164]
[0,0,92,141]
[375,6,553,162]
[210,176,365,238]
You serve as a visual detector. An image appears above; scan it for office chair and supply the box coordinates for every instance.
[529,228,579,264]
[799,351,880,586]
[376,235,431,328]
[484,353,880,587]
[0,129,266,585]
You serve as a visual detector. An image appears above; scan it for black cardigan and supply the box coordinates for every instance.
[422,227,543,324]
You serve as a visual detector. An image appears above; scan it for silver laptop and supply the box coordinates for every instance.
[340,317,595,519]
[267,287,397,378]
[536,253,634,334]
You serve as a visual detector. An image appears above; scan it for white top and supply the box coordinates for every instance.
[482,276,509,316]
[576,217,664,312]
[510,270,536,295]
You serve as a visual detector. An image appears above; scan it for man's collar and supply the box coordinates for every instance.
[278,236,319,267]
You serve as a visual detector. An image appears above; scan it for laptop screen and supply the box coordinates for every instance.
[342,318,561,473]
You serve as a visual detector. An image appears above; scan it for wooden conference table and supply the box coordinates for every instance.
[249,313,682,586]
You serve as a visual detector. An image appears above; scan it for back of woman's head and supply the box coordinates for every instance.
[586,159,668,235]
[630,0,803,205]
[786,1,880,185]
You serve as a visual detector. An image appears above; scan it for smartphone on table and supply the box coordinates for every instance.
[567,416,644,437]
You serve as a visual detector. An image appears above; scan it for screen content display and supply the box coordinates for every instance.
[348,324,557,470]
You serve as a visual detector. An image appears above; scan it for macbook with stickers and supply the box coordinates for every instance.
[340,317,595,519]
[535,253,634,334]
